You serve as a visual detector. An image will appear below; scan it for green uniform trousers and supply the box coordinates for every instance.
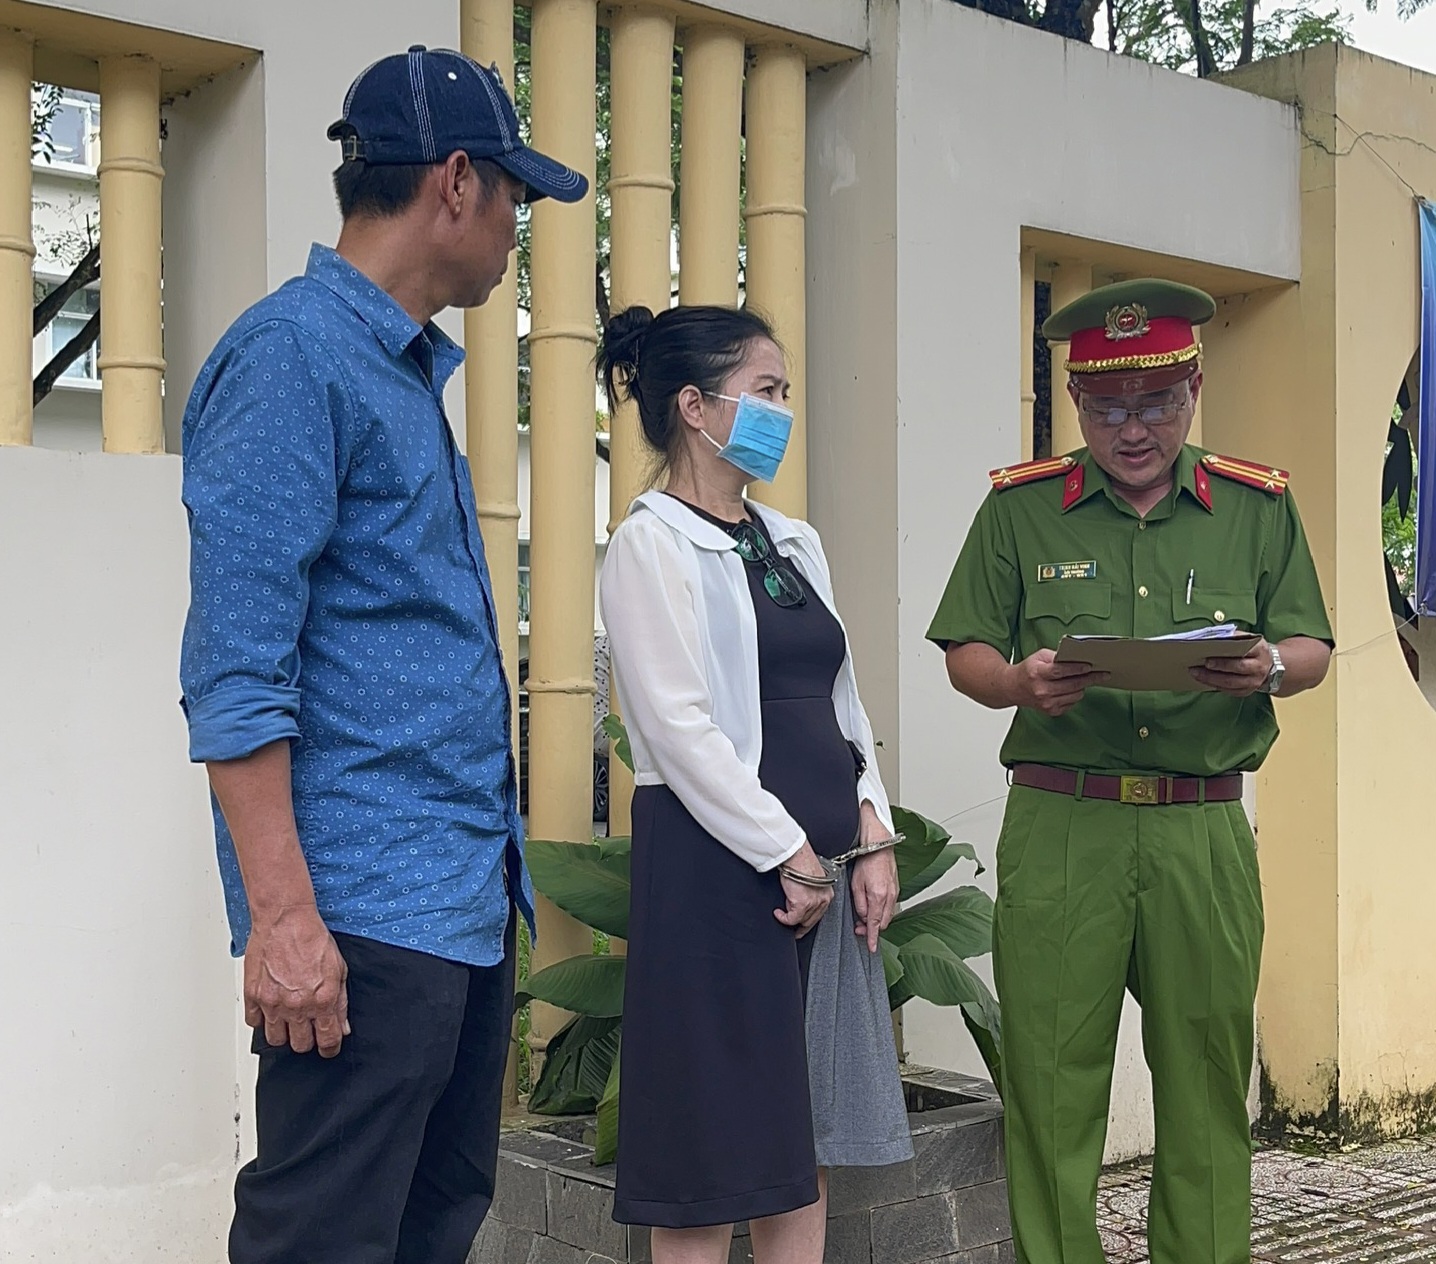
[992,784,1263,1264]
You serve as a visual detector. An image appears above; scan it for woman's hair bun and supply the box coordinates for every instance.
[596,306,656,410]
[594,303,776,480]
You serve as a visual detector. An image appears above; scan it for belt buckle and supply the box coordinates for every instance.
[1119,775,1160,805]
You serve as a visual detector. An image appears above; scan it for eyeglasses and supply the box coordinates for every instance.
[728,522,807,608]
[1080,387,1191,429]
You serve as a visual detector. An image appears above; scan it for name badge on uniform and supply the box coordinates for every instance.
[1037,560,1098,582]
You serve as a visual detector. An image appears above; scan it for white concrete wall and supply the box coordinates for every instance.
[695,0,866,51]
[33,381,103,450]
[809,0,1301,1162]
[160,57,269,456]
[807,0,901,801]
[0,447,234,1260]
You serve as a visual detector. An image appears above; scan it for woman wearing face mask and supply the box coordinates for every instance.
[597,305,911,1264]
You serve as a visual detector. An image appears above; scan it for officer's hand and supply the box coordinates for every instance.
[1008,649,1109,717]
[1191,639,1273,697]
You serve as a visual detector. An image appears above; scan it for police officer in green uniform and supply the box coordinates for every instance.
[927,279,1333,1264]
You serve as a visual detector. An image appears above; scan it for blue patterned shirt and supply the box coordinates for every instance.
[179,244,534,968]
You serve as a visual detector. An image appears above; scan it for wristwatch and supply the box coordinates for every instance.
[1260,643,1285,695]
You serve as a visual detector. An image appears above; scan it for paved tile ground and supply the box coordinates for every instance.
[1098,1136,1436,1261]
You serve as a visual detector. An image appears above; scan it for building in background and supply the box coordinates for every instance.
[31,86,102,450]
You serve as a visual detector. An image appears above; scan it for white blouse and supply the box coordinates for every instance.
[599,490,894,872]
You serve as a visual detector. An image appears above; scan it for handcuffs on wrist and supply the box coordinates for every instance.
[778,832,905,887]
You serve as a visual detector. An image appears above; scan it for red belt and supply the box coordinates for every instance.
[1010,763,1243,806]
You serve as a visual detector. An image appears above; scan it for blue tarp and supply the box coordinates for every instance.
[1417,201,1436,616]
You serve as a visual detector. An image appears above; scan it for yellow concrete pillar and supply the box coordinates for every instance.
[607,3,676,843]
[460,0,524,1107]
[526,0,597,1050]
[677,25,744,305]
[744,43,807,519]
[0,28,34,447]
[1019,245,1037,462]
[461,0,522,641]
[1048,260,1091,458]
[99,54,165,454]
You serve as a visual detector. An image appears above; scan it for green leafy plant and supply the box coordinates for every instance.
[516,716,1000,1164]
[879,806,1002,1087]
[30,82,62,162]
[1382,384,1418,624]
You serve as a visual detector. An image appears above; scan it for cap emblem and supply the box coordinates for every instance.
[1105,302,1150,342]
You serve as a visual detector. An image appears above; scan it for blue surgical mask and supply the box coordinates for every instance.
[702,392,794,484]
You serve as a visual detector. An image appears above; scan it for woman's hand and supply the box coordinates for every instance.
[774,840,834,939]
[852,849,898,953]
[852,800,899,953]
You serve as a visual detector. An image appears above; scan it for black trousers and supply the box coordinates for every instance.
[230,914,517,1264]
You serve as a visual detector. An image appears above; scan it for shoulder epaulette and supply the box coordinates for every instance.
[1200,453,1289,495]
[989,455,1076,492]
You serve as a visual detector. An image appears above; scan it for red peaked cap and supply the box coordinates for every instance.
[1044,278,1216,395]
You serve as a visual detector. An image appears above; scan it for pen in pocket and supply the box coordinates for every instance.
[1185,570,1194,605]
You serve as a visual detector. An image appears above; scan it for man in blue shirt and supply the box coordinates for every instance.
[179,47,586,1264]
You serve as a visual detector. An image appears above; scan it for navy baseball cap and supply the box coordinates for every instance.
[328,45,588,204]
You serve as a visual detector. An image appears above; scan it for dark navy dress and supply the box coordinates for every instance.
[613,503,862,1229]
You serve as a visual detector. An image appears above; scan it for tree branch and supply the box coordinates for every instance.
[1078,0,1106,41]
[33,310,100,407]
[968,0,1036,27]
[1037,0,1103,39]
[33,244,100,336]
[1238,0,1256,64]
[1186,0,1219,76]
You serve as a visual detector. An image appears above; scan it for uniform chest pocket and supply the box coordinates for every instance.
[1170,588,1258,630]
[1023,581,1112,626]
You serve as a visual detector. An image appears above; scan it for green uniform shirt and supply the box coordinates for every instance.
[926,445,1333,777]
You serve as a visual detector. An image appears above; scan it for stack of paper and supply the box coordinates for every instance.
[1148,623,1243,643]
[1054,624,1259,692]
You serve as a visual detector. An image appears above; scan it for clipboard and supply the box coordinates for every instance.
[1054,630,1261,693]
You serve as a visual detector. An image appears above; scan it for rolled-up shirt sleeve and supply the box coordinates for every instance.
[179,321,347,763]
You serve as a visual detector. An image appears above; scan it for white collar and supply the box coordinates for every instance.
[631,490,802,552]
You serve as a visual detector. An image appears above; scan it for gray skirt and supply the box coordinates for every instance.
[805,867,916,1168]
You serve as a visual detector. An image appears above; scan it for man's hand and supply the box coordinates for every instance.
[208,743,351,1057]
[244,904,350,1057]
[775,840,834,939]
[1006,649,1110,717]
[1190,639,1274,697]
